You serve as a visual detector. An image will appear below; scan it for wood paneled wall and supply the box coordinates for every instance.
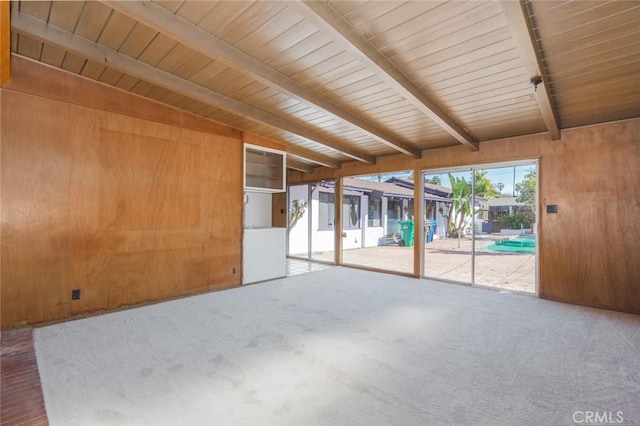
[1,57,243,329]
[290,120,640,315]
[0,1,8,86]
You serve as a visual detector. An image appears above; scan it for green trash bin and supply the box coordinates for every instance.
[399,220,415,247]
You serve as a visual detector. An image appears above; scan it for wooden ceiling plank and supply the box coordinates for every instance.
[101,1,419,158]
[97,10,137,50]
[80,60,106,80]
[17,33,43,60]
[287,158,315,173]
[17,1,51,21]
[48,1,84,33]
[11,9,372,165]
[39,44,65,68]
[297,0,479,151]
[1,0,9,85]
[501,0,561,140]
[75,2,113,42]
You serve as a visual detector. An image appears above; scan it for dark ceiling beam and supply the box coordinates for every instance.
[296,0,479,151]
[103,0,420,158]
[501,0,561,140]
[11,10,375,164]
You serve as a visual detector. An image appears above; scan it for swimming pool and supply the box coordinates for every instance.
[485,235,536,254]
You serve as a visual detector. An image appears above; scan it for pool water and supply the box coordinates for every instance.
[485,235,536,254]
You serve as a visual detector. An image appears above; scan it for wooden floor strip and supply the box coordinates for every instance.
[1,328,49,426]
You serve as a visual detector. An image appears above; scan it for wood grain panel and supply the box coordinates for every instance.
[290,118,640,315]
[1,90,72,327]
[6,55,239,139]
[1,60,244,329]
[0,0,9,85]
[97,129,200,231]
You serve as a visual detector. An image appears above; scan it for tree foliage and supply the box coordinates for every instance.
[425,175,442,185]
[515,169,536,214]
[474,171,500,199]
[439,171,500,242]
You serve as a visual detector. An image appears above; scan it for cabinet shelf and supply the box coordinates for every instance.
[244,144,286,192]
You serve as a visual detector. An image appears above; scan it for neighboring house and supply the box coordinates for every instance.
[384,177,453,239]
[289,178,454,256]
[483,197,535,233]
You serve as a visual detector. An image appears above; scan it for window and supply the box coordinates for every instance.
[368,197,382,227]
[319,192,360,229]
[387,199,402,220]
[343,195,360,229]
[318,192,335,229]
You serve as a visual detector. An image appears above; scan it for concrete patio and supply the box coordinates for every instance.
[308,234,536,294]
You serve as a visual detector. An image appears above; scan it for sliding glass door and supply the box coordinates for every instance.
[287,181,336,264]
[473,163,537,293]
[422,161,537,293]
[287,184,310,260]
[423,170,473,284]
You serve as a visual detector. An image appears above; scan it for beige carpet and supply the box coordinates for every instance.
[35,268,640,425]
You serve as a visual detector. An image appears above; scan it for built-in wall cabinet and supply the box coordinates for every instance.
[244,144,286,193]
[243,144,287,284]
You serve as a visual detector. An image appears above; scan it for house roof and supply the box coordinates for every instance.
[344,177,450,202]
[343,177,414,199]
[9,1,640,172]
[385,177,452,197]
[484,197,526,207]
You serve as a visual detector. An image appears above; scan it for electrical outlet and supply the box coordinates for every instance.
[232,267,237,274]
[71,289,81,300]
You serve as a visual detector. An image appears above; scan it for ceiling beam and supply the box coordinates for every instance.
[286,145,340,169]
[102,1,421,158]
[287,158,314,174]
[0,1,10,86]
[296,0,479,151]
[501,0,561,140]
[11,10,375,164]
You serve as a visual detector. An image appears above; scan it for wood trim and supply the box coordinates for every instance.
[297,0,479,151]
[102,0,421,158]
[501,0,561,140]
[334,178,343,265]
[0,1,9,86]
[11,10,375,164]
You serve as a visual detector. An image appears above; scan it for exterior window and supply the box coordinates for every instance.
[368,197,382,227]
[343,195,360,229]
[318,192,335,229]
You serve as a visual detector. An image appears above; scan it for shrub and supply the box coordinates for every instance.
[501,212,531,229]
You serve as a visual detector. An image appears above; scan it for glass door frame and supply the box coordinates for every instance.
[421,160,539,296]
[286,179,337,265]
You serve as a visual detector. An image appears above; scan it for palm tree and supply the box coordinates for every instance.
[442,173,472,246]
[474,171,500,199]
